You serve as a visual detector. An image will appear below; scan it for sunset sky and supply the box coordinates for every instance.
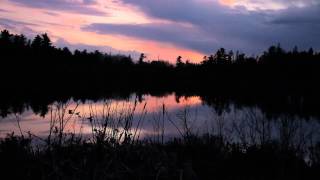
[0,0,319,62]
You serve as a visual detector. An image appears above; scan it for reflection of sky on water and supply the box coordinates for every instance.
[1,93,320,144]
[0,94,205,138]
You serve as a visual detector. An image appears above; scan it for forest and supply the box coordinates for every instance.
[2,29,320,179]
[1,29,320,119]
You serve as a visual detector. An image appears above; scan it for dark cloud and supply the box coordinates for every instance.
[9,0,107,16]
[270,4,320,25]
[37,21,74,28]
[83,0,320,54]
[0,18,38,27]
[83,22,217,53]
[241,0,319,8]
[43,11,60,16]
[0,8,11,13]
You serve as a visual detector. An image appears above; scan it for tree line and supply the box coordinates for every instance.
[1,29,320,68]
[2,29,320,92]
[1,29,320,119]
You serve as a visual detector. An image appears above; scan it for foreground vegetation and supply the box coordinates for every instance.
[1,102,320,180]
[1,131,320,179]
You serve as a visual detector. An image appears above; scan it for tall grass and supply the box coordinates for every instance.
[1,101,320,179]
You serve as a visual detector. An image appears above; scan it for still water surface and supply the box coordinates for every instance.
[1,93,320,144]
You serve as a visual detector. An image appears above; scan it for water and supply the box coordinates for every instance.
[0,94,204,137]
[1,93,320,145]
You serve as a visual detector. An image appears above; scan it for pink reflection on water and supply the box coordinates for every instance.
[0,94,203,138]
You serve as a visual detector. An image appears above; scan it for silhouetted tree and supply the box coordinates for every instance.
[41,33,52,48]
[31,35,43,49]
[227,50,233,64]
[13,34,27,47]
[308,48,314,56]
[176,56,184,68]
[0,29,11,44]
[139,53,146,64]
[208,55,214,64]
[215,48,227,64]
[62,47,72,56]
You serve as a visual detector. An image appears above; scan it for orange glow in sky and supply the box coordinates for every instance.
[1,0,316,62]
[0,0,204,62]
[219,0,235,6]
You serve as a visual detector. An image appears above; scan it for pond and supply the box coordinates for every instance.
[1,92,320,145]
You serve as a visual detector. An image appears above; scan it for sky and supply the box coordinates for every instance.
[0,0,320,62]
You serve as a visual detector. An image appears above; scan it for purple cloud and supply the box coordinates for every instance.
[9,0,107,16]
[0,8,11,13]
[0,18,38,36]
[83,0,320,54]
[55,38,141,60]
[83,22,217,53]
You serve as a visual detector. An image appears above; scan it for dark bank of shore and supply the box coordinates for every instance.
[1,132,320,180]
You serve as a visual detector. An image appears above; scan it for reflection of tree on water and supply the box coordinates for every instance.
[1,95,320,179]
[2,91,320,121]
[9,98,318,149]
[2,29,320,119]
